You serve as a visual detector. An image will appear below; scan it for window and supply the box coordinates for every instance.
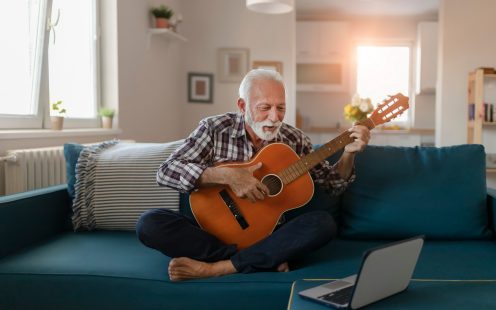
[356,45,411,123]
[0,0,100,129]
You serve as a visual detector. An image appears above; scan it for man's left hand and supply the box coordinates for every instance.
[344,124,370,153]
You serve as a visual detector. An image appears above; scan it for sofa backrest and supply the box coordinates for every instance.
[339,145,491,240]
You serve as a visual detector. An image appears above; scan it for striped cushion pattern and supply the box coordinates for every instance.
[72,140,184,231]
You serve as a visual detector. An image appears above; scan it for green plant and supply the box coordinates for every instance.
[98,107,115,118]
[51,100,66,116]
[150,5,174,19]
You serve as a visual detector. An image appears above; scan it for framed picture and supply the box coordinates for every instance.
[217,48,250,83]
[252,61,283,75]
[188,73,213,103]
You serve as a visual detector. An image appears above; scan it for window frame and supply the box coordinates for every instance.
[0,0,101,130]
[352,39,414,126]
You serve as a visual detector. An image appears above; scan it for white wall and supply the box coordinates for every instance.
[436,0,496,146]
[177,0,296,137]
[116,0,184,142]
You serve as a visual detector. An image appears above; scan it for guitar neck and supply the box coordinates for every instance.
[279,118,375,184]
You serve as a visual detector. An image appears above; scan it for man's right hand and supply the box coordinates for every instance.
[225,162,269,203]
[198,163,270,203]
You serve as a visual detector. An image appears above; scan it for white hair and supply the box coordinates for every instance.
[238,69,285,106]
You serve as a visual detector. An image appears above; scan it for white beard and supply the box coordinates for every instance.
[244,108,282,141]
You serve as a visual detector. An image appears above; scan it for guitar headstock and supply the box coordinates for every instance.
[368,93,409,127]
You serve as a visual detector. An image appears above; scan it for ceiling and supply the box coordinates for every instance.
[295,0,439,17]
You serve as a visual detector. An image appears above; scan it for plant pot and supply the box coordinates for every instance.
[155,17,170,28]
[50,116,64,130]
[102,116,113,129]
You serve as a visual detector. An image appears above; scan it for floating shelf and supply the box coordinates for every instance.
[146,28,187,49]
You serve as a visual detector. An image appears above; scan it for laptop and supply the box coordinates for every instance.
[298,236,424,309]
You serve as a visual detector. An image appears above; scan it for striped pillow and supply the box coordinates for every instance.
[72,140,184,231]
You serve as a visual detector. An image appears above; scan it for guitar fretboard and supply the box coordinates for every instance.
[279,118,375,185]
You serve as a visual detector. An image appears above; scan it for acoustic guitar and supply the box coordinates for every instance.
[190,93,409,249]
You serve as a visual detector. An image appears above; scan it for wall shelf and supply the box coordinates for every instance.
[146,28,187,49]
[467,69,496,145]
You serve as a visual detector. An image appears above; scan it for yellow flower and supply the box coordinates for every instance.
[344,104,352,114]
[344,94,373,123]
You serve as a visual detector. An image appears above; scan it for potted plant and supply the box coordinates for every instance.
[151,5,174,28]
[99,107,115,129]
[50,100,66,130]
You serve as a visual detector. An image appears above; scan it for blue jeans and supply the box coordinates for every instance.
[136,209,336,273]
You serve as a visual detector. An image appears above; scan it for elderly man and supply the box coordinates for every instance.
[137,69,370,281]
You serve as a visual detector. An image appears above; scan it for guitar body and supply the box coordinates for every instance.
[189,143,314,249]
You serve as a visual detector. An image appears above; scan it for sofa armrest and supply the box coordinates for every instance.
[488,187,496,236]
[0,184,71,258]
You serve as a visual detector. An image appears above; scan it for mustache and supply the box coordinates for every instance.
[255,119,282,127]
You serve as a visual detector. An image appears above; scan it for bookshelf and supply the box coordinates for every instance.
[467,68,496,173]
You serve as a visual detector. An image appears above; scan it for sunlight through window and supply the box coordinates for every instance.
[0,0,43,116]
[356,46,410,122]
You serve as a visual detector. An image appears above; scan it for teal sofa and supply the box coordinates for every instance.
[1,145,495,309]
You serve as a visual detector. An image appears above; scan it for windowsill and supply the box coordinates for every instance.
[0,128,122,140]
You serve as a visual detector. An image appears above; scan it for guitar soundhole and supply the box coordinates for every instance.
[261,174,283,197]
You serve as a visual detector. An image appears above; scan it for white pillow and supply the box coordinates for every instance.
[72,140,184,231]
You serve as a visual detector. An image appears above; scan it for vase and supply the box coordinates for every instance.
[102,116,113,129]
[155,18,170,28]
[50,116,64,130]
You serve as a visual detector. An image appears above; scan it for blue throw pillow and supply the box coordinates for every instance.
[339,145,490,240]
[63,143,85,200]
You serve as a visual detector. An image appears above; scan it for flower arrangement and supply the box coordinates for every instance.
[343,94,373,123]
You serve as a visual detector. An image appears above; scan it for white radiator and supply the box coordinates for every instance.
[3,146,66,195]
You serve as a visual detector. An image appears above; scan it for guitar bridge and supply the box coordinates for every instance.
[219,189,249,230]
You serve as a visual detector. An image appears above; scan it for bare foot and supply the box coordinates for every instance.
[168,257,237,281]
[277,262,290,272]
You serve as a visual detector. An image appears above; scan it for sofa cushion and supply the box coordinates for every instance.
[1,232,496,309]
[339,145,490,240]
[72,140,183,231]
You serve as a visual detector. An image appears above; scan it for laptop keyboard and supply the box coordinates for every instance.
[319,286,354,305]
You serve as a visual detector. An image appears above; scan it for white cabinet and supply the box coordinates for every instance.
[415,22,438,94]
[296,21,350,92]
[320,22,350,58]
[296,22,321,59]
[296,21,350,61]
[370,134,422,147]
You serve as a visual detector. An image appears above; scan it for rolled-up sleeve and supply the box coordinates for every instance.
[156,121,213,193]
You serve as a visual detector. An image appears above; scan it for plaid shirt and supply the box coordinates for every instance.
[157,112,355,195]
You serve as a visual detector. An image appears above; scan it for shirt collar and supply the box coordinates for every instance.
[231,112,246,138]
